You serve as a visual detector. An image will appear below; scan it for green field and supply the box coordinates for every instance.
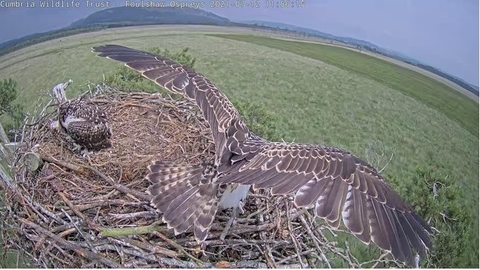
[0,26,478,267]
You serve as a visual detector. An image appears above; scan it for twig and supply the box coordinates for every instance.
[286,200,306,267]
[60,208,98,253]
[299,215,331,268]
[379,151,395,173]
[122,238,178,258]
[99,223,167,237]
[39,153,84,173]
[152,231,205,267]
[75,199,144,212]
[57,191,98,230]
[79,163,151,202]
[109,211,156,220]
[19,218,122,268]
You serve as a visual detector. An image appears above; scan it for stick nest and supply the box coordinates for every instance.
[1,85,379,268]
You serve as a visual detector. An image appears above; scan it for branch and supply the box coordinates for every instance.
[19,218,122,268]
[99,223,166,237]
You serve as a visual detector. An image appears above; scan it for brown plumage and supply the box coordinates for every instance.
[53,83,112,151]
[92,44,432,266]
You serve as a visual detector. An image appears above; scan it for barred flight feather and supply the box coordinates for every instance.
[93,44,432,267]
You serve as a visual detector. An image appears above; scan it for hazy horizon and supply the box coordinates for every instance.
[0,0,478,86]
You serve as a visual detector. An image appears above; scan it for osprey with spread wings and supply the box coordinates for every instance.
[92,45,432,267]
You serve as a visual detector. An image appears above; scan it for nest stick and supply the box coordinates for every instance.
[78,163,151,202]
[39,153,84,173]
[2,90,366,268]
[40,152,151,202]
[99,223,166,237]
[152,231,206,266]
[57,191,98,230]
[299,214,332,268]
[19,218,122,268]
[122,238,178,258]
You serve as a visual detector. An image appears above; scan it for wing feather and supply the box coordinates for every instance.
[368,198,390,251]
[271,173,312,195]
[343,185,369,242]
[220,142,432,265]
[92,44,250,161]
[390,210,413,264]
[254,171,297,190]
[323,177,347,220]
[294,178,330,207]
[353,189,372,244]
[166,187,200,226]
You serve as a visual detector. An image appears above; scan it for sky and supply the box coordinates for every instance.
[0,0,478,86]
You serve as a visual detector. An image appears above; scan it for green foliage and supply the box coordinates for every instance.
[4,104,24,130]
[147,47,197,68]
[71,6,231,29]
[232,100,280,141]
[0,78,17,116]
[0,79,24,131]
[388,164,478,268]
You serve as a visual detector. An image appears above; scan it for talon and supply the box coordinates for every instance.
[238,201,245,214]
[220,207,239,240]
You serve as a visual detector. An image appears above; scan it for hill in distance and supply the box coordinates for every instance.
[70,6,231,27]
[0,6,238,56]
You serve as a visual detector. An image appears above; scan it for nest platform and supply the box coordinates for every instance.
[0,87,380,268]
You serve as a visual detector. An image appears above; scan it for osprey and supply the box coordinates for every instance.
[92,45,432,267]
[52,81,112,152]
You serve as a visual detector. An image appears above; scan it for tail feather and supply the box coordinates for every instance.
[147,161,202,212]
[193,184,222,240]
[146,161,220,241]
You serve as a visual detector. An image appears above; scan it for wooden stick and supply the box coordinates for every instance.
[0,122,10,144]
[39,153,84,173]
[99,223,166,237]
[19,218,122,268]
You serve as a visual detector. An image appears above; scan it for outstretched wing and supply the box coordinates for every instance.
[92,44,249,161]
[220,142,432,266]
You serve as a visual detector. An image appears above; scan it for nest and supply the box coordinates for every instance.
[0,86,384,268]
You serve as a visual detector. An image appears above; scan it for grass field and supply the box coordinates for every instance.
[209,34,479,137]
[0,26,478,267]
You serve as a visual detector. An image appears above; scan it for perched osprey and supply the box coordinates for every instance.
[52,81,112,152]
[93,45,432,266]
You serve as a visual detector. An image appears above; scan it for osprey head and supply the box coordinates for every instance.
[52,80,72,104]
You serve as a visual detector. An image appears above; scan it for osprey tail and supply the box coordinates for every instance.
[146,161,220,241]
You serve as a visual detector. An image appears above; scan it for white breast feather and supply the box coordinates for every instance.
[219,184,251,209]
[62,115,86,129]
